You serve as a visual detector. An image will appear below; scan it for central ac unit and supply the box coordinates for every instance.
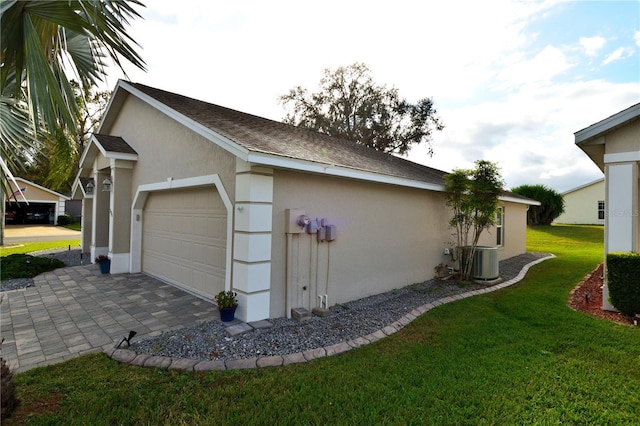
[472,246,499,280]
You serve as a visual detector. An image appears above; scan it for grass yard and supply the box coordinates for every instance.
[62,223,81,232]
[5,225,640,425]
[0,240,81,257]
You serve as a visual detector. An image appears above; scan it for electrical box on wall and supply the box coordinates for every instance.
[306,218,319,234]
[317,226,326,242]
[325,225,336,241]
[285,208,306,234]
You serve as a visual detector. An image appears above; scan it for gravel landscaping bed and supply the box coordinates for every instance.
[131,252,551,362]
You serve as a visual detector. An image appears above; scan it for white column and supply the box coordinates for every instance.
[233,160,273,322]
[604,161,638,310]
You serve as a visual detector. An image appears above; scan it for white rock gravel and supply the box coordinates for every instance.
[130,252,550,362]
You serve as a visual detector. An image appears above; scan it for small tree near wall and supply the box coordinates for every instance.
[445,160,504,280]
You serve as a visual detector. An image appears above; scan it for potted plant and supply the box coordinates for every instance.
[95,255,110,274]
[215,290,238,322]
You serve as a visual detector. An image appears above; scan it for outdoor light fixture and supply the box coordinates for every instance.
[86,181,95,194]
[115,330,137,349]
[102,177,112,192]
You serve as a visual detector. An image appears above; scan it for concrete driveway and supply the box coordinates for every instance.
[3,224,81,243]
[1,264,217,372]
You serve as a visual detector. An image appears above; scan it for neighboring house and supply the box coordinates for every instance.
[554,178,605,225]
[3,177,69,225]
[575,102,640,310]
[72,80,539,322]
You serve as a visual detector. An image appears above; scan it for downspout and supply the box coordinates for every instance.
[285,233,293,319]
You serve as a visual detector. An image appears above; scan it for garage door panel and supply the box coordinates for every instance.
[142,188,226,299]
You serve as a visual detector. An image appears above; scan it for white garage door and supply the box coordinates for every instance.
[142,187,227,299]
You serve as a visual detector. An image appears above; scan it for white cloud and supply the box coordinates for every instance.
[579,36,606,56]
[101,0,639,194]
[602,47,627,65]
[413,78,639,191]
[496,45,573,87]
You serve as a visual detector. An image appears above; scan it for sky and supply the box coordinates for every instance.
[104,0,640,193]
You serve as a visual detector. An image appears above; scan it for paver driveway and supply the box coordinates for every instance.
[1,264,217,372]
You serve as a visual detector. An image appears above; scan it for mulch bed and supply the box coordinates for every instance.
[568,263,637,326]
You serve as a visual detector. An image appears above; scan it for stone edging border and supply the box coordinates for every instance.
[104,254,556,371]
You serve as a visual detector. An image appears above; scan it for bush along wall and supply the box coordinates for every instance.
[607,251,640,316]
[56,213,75,226]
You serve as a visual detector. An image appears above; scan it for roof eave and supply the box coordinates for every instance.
[247,151,446,192]
[499,195,541,206]
[575,103,640,146]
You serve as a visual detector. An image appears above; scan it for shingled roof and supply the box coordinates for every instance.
[93,134,138,155]
[127,82,447,187]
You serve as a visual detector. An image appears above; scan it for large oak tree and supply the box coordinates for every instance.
[280,63,443,156]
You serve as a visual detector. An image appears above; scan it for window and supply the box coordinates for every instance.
[598,201,605,220]
[496,207,504,246]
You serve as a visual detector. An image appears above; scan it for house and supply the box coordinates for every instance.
[3,177,69,225]
[72,80,539,322]
[575,102,640,310]
[554,178,605,225]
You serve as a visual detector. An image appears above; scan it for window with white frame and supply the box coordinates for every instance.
[496,207,504,246]
[598,201,605,220]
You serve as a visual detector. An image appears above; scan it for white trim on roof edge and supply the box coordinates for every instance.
[11,177,70,200]
[561,177,605,195]
[118,80,250,160]
[246,151,446,192]
[575,103,640,144]
[499,195,540,206]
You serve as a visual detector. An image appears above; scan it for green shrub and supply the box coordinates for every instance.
[1,345,19,421]
[1,297,19,421]
[607,251,640,316]
[56,213,75,226]
[0,254,65,281]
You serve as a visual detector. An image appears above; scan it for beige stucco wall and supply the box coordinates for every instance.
[272,170,483,318]
[475,202,526,260]
[604,119,640,154]
[554,180,605,225]
[95,95,237,267]
[485,202,529,260]
[107,95,237,199]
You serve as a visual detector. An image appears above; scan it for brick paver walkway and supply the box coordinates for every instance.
[1,264,216,372]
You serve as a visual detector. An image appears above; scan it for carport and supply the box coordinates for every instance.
[4,177,69,226]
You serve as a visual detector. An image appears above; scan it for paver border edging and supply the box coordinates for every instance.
[105,254,556,371]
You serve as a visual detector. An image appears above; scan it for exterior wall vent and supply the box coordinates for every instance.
[472,246,499,280]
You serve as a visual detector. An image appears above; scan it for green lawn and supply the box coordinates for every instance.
[6,225,640,425]
[62,223,81,232]
[0,240,81,256]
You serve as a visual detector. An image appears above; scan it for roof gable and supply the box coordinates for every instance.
[121,81,447,189]
[575,102,640,145]
[561,177,604,195]
[87,80,538,205]
[7,177,69,201]
[79,134,138,169]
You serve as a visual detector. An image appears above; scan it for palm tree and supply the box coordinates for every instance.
[0,0,146,243]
